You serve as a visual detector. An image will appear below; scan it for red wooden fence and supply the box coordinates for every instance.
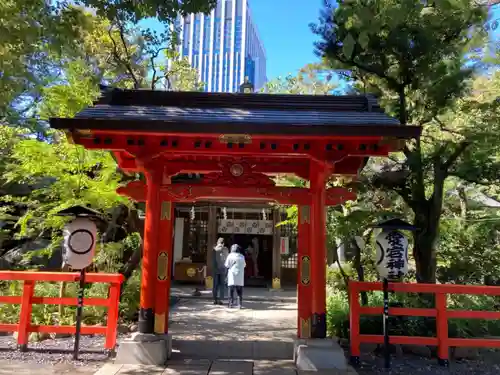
[349,281,500,366]
[0,271,124,352]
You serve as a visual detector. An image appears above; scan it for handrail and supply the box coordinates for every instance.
[348,281,500,367]
[0,271,124,353]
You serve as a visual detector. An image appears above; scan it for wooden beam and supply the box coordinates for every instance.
[75,134,390,164]
[114,154,312,179]
[117,181,356,206]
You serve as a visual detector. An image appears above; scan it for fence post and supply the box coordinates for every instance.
[105,282,120,354]
[17,280,35,351]
[349,282,361,367]
[436,292,449,367]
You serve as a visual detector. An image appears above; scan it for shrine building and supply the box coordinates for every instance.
[49,86,420,354]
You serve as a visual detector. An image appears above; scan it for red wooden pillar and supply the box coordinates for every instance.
[310,161,328,339]
[155,200,175,334]
[138,168,161,334]
[297,205,312,338]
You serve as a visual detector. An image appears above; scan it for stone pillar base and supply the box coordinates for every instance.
[115,332,172,365]
[294,338,347,371]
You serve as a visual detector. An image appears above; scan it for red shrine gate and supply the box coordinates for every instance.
[50,88,420,340]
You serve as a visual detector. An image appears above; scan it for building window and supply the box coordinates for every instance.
[193,18,200,51]
[225,0,232,19]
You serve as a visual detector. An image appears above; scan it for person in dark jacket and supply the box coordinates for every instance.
[212,237,229,305]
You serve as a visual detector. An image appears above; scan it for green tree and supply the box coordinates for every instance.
[75,0,216,25]
[313,0,500,282]
[0,1,210,126]
[263,63,339,94]
[0,7,204,270]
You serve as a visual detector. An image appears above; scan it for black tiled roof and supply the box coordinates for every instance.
[75,105,400,126]
[49,87,421,138]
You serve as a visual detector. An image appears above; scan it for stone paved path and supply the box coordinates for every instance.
[169,299,297,360]
[95,360,299,375]
[95,360,359,375]
[170,287,297,303]
[0,360,98,374]
[0,294,300,374]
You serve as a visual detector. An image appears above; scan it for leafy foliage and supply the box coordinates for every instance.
[312,0,500,283]
[0,0,209,327]
[75,0,217,25]
[262,63,340,95]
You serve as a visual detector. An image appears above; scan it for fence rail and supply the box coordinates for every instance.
[0,271,124,352]
[349,281,500,366]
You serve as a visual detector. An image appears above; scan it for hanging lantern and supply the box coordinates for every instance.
[375,230,409,280]
[262,208,267,221]
[56,205,103,271]
[222,207,228,220]
[336,236,364,264]
[371,218,416,281]
[190,206,195,221]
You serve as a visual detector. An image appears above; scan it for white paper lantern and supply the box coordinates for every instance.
[375,230,409,280]
[63,217,97,270]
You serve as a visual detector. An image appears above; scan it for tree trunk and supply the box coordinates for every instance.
[352,238,368,305]
[118,208,144,298]
[413,206,439,284]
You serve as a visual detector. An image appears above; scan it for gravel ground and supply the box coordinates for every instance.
[356,351,500,375]
[0,296,182,373]
[0,333,121,373]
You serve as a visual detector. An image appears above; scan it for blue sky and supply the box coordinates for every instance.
[139,2,500,83]
[248,0,324,80]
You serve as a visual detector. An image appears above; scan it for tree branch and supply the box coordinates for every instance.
[108,24,140,89]
[334,54,400,89]
[149,47,168,90]
[433,117,463,137]
[442,141,470,172]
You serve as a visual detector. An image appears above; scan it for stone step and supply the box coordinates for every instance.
[172,340,294,360]
[93,360,359,375]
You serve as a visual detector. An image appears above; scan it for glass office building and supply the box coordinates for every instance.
[176,0,267,92]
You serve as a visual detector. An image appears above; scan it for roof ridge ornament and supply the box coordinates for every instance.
[96,85,122,105]
[365,94,381,113]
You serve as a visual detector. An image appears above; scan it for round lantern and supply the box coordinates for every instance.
[375,229,409,280]
[336,236,365,264]
[63,217,97,270]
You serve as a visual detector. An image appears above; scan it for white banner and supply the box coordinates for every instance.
[217,219,274,235]
[258,220,273,235]
[233,219,246,234]
[245,220,259,234]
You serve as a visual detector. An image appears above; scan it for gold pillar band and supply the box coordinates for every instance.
[300,205,311,224]
[300,317,311,339]
[154,313,165,334]
[157,252,168,281]
[301,255,311,285]
[161,201,172,220]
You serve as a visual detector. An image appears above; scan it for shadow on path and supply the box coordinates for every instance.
[169,298,297,360]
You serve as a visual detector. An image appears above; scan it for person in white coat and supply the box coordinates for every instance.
[225,244,246,308]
